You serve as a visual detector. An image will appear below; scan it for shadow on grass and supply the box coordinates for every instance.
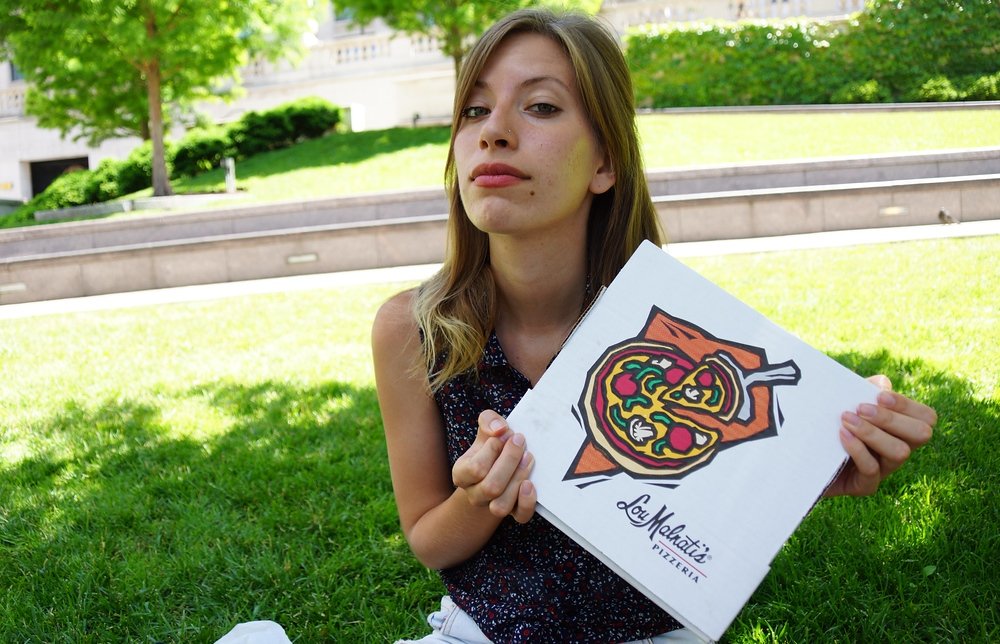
[180,126,452,187]
[0,380,440,643]
[731,350,1000,643]
[9,351,994,642]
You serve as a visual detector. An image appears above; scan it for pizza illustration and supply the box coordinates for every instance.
[567,307,801,480]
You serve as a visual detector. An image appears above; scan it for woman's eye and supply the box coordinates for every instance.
[461,105,490,118]
[527,103,560,115]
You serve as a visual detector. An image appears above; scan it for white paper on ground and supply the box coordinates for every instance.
[507,241,877,642]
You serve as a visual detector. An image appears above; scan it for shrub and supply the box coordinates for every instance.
[229,109,295,158]
[831,79,891,104]
[627,19,849,108]
[279,97,342,139]
[171,98,343,178]
[626,0,1000,108]
[912,76,960,102]
[118,141,157,195]
[91,158,124,202]
[172,128,234,178]
[961,72,1000,101]
[29,168,99,211]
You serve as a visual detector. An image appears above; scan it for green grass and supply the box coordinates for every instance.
[4,108,998,229]
[173,109,1000,199]
[1,235,998,641]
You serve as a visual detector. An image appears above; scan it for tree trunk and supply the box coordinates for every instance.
[145,11,172,196]
[146,61,172,196]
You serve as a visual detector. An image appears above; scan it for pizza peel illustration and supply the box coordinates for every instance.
[567,307,801,480]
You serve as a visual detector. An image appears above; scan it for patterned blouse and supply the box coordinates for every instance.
[432,331,682,642]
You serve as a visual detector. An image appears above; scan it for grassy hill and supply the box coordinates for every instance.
[4,107,999,229]
[168,107,1000,202]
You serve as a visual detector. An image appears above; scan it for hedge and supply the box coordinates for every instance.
[627,0,1000,107]
[175,96,342,176]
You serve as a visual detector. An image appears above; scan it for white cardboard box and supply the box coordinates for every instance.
[507,241,877,642]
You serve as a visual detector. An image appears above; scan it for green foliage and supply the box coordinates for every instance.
[628,19,851,107]
[333,0,532,71]
[278,97,343,140]
[912,76,961,102]
[229,110,296,158]
[26,169,100,212]
[831,79,892,104]
[172,98,342,178]
[118,141,171,196]
[172,128,235,178]
[960,72,1000,100]
[847,0,1000,100]
[0,0,320,196]
[628,0,1000,107]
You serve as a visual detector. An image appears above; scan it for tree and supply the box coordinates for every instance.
[333,0,602,78]
[0,0,317,196]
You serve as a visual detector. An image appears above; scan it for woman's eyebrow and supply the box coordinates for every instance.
[473,75,572,92]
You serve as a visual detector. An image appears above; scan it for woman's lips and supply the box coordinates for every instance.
[471,163,530,188]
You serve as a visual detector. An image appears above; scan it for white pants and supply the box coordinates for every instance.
[214,621,292,644]
[394,596,705,644]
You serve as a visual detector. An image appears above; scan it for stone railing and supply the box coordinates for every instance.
[0,84,26,118]
[600,0,866,30]
[241,33,446,86]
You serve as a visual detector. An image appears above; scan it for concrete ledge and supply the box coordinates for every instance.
[3,186,447,258]
[646,147,1000,196]
[655,174,1000,242]
[3,175,998,305]
[0,215,447,304]
[5,147,996,261]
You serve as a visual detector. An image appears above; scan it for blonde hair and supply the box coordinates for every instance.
[415,8,663,391]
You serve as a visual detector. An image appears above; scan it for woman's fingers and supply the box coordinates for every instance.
[510,480,537,524]
[488,450,534,518]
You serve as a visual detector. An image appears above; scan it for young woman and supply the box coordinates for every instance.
[371,9,936,643]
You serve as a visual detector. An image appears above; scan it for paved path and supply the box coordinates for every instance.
[2,220,997,321]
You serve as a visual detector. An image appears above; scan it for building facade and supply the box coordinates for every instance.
[0,0,864,209]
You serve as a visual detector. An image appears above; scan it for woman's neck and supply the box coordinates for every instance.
[490,235,588,331]
[488,233,589,384]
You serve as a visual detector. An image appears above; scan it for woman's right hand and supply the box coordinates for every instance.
[452,410,537,523]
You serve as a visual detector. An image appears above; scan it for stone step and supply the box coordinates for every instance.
[2,172,998,305]
[2,147,997,261]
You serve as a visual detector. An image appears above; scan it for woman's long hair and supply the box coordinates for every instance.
[415,8,664,391]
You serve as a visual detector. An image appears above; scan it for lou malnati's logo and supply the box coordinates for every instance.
[567,307,801,480]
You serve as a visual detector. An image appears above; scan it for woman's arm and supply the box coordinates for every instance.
[372,290,536,570]
[825,375,936,498]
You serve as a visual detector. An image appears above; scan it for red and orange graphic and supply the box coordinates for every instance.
[568,307,801,480]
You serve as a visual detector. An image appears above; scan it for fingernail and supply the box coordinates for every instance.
[521,480,534,495]
[839,426,855,442]
[842,411,861,429]
[490,418,506,432]
[512,433,525,447]
[519,452,531,469]
[858,403,877,419]
[877,390,895,407]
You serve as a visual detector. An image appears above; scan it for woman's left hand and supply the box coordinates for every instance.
[825,375,937,498]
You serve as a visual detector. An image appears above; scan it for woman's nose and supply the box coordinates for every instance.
[480,116,515,150]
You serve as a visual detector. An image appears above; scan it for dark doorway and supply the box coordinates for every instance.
[29,157,89,196]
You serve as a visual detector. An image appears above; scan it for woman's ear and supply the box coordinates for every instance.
[590,152,616,195]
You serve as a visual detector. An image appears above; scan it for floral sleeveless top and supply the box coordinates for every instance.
[432,332,682,642]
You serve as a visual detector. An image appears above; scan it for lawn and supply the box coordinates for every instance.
[4,107,997,228]
[161,108,1000,201]
[1,235,997,642]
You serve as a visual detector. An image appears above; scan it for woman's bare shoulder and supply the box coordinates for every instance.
[373,288,417,333]
[372,288,421,362]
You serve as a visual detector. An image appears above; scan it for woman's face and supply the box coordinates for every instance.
[454,32,614,240]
